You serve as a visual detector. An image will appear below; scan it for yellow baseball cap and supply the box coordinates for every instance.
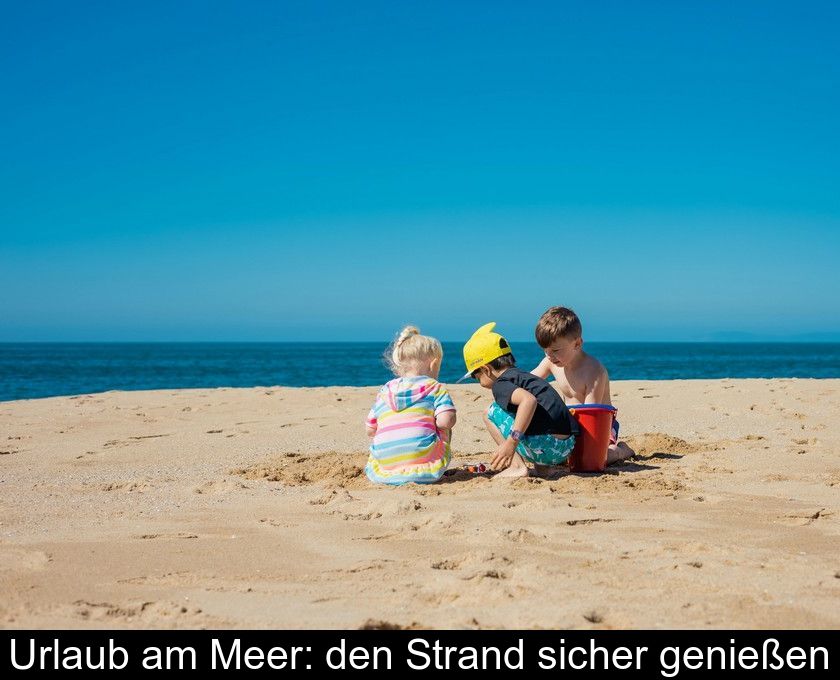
[457,322,512,382]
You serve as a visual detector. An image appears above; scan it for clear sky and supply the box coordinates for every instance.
[2,1,839,342]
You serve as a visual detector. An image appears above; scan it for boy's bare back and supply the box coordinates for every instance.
[533,353,611,405]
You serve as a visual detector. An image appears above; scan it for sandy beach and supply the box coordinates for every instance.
[1,379,838,629]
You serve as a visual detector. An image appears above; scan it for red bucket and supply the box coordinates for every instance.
[568,404,616,472]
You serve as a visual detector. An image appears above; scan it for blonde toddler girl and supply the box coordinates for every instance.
[365,326,457,484]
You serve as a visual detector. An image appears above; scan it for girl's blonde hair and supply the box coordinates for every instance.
[386,325,443,376]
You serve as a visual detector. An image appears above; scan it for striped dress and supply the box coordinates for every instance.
[365,376,455,485]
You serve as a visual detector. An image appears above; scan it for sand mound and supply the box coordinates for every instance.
[624,432,699,457]
[231,452,366,487]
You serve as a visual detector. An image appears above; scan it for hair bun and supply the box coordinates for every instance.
[386,326,442,376]
[396,325,420,346]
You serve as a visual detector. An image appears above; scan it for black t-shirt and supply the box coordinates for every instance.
[491,367,579,437]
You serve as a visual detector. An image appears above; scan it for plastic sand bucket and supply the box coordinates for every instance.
[567,404,616,472]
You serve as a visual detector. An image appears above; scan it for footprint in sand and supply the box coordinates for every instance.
[354,532,401,541]
[194,479,248,494]
[382,499,425,515]
[461,569,508,581]
[75,450,99,460]
[778,508,833,526]
[335,510,383,521]
[402,512,458,533]
[136,532,199,540]
[502,528,545,544]
[100,481,150,492]
[328,559,397,575]
[69,600,214,625]
[762,474,790,483]
[431,552,513,582]
[258,518,298,528]
[358,619,415,630]
[309,488,355,506]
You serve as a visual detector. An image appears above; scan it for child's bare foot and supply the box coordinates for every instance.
[607,441,635,465]
[494,453,529,479]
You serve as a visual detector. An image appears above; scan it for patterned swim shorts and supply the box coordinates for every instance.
[487,402,576,465]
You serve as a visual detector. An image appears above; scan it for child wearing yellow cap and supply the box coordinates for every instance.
[460,323,579,478]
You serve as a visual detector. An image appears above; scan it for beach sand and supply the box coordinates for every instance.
[1,379,838,629]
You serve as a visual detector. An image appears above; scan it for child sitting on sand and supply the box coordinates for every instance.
[365,326,457,485]
[459,322,578,478]
[531,306,635,464]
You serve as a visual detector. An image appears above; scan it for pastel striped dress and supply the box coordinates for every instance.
[365,376,455,485]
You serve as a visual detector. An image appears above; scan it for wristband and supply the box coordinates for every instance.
[510,429,523,442]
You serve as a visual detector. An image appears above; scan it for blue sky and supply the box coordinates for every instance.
[2,1,839,341]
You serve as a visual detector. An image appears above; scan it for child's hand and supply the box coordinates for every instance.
[491,438,518,471]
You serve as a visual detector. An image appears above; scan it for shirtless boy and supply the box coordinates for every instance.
[531,306,635,464]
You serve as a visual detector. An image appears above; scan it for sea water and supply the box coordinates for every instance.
[1,342,839,402]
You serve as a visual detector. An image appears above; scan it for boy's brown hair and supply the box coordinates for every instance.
[535,306,582,347]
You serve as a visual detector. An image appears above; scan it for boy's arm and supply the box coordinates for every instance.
[531,357,553,379]
[491,388,537,470]
[584,365,612,405]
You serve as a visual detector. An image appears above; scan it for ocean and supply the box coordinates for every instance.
[1,342,839,402]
